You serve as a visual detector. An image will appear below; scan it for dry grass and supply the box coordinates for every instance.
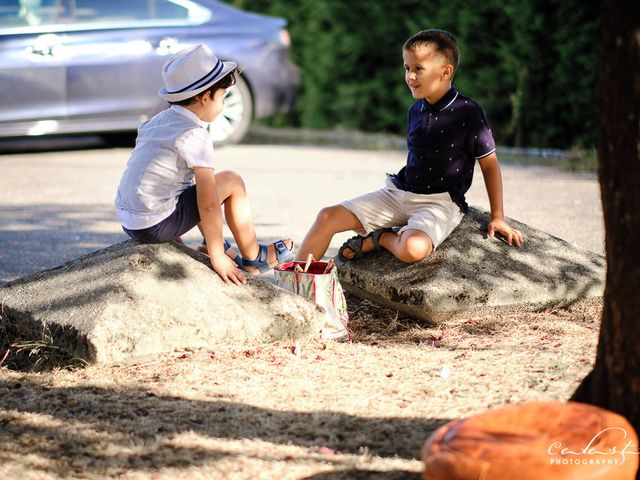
[0,297,601,479]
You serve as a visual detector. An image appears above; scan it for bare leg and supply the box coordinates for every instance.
[214,170,292,262]
[295,205,363,261]
[380,229,433,263]
[341,229,433,264]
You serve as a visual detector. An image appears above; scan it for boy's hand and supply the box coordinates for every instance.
[210,253,247,286]
[487,218,524,247]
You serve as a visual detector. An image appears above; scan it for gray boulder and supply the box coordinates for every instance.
[336,207,605,323]
[0,241,325,365]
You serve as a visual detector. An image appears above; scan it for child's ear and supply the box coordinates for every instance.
[197,90,212,103]
[442,64,454,80]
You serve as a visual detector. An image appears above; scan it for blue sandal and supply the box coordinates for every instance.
[240,240,294,275]
[198,240,243,267]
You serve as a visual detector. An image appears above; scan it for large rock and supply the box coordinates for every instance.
[336,207,605,324]
[0,241,325,365]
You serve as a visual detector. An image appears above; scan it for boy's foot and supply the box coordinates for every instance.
[339,228,393,261]
[197,240,241,264]
[241,239,295,275]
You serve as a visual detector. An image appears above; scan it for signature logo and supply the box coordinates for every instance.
[548,427,639,465]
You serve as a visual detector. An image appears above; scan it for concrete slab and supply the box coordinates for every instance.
[336,207,605,324]
[0,241,325,365]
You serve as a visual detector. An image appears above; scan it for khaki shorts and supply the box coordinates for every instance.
[341,177,464,249]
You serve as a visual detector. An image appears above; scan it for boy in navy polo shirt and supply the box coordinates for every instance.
[295,29,523,264]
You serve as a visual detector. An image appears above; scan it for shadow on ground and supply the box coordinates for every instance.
[302,470,422,479]
[0,203,292,286]
[0,204,127,285]
[0,377,440,477]
[0,133,136,154]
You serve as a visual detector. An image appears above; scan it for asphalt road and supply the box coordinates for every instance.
[0,141,603,285]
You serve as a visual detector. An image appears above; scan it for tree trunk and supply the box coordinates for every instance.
[571,0,640,443]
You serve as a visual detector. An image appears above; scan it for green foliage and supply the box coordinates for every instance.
[226,0,596,148]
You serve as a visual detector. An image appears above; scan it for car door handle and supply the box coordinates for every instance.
[29,46,54,56]
[29,34,62,57]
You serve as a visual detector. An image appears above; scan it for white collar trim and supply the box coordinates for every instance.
[441,91,459,111]
[170,105,209,128]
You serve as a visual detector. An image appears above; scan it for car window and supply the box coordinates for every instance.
[154,0,190,20]
[0,0,60,28]
[72,0,150,22]
[0,0,210,33]
[70,0,193,23]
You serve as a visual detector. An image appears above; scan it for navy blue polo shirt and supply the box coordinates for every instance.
[390,87,496,213]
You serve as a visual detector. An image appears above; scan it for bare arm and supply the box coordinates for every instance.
[193,167,246,285]
[478,153,524,247]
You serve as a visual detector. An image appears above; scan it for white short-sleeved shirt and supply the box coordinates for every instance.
[115,105,215,230]
[173,106,216,169]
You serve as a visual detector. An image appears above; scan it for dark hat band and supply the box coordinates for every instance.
[166,59,224,94]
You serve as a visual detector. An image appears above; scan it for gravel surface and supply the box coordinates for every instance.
[0,139,605,479]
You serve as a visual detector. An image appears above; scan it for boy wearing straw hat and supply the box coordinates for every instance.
[295,30,523,265]
[115,44,294,285]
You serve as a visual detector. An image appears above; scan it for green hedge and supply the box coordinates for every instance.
[228,0,597,149]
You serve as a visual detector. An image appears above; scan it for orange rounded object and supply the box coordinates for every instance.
[423,401,638,480]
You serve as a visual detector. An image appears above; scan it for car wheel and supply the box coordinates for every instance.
[208,75,252,146]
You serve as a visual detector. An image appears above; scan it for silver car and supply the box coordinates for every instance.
[0,0,299,145]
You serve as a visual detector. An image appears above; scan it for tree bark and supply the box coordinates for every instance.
[571,0,640,444]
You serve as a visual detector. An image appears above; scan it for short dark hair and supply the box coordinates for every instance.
[403,29,460,74]
[169,70,237,106]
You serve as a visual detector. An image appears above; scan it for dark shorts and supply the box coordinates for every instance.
[123,186,200,243]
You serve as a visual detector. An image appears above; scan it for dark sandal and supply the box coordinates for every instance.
[338,228,394,262]
[338,235,366,262]
[240,240,295,275]
[370,227,394,251]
